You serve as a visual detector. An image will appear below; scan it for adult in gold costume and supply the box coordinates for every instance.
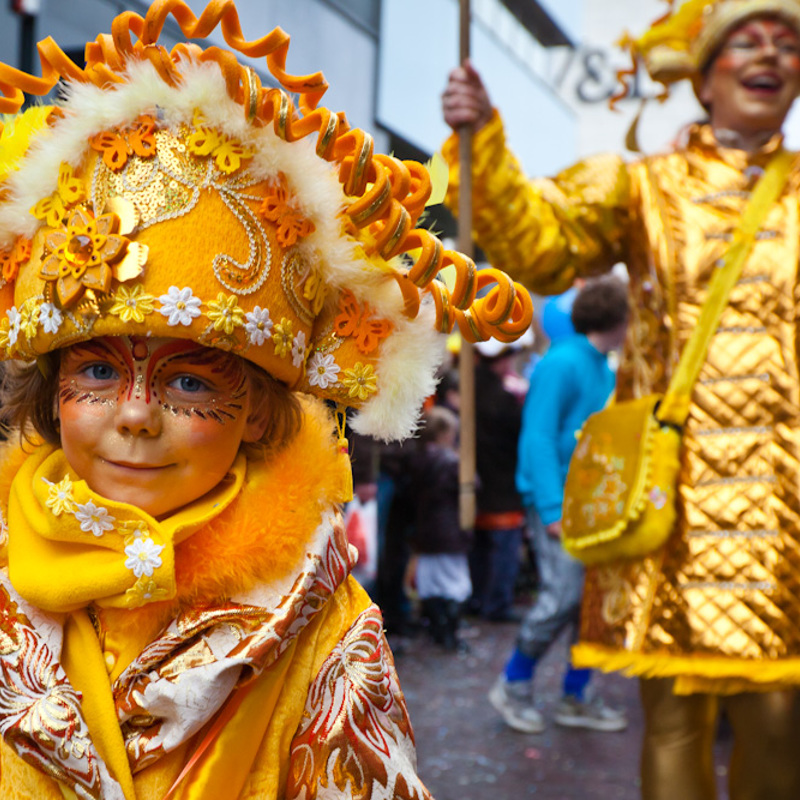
[442,1,800,798]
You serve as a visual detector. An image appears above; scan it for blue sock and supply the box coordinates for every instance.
[504,649,537,682]
[562,667,591,700]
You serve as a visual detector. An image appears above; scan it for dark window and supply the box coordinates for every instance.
[321,0,380,37]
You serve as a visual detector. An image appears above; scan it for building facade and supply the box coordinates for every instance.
[10,1,790,192]
[1,0,581,176]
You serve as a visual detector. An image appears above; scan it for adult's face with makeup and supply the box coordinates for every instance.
[700,17,800,136]
[57,336,269,519]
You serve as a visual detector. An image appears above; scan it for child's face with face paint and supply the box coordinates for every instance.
[58,336,269,519]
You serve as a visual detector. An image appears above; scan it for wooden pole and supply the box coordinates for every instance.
[457,0,476,532]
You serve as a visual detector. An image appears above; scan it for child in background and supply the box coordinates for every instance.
[409,405,471,652]
[0,2,531,797]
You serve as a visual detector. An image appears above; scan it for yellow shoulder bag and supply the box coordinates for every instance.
[561,150,795,565]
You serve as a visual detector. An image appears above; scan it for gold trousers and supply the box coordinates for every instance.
[640,678,800,800]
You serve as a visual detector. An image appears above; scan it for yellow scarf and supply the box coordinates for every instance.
[8,445,245,612]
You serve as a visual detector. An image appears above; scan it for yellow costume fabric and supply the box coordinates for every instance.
[443,113,800,693]
[0,399,431,799]
[8,446,246,612]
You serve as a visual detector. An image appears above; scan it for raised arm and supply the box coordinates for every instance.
[441,63,632,295]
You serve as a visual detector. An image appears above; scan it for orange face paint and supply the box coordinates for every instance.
[58,336,263,518]
[701,18,800,136]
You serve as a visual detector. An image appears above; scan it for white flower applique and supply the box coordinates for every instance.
[244,305,273,346]
[158,286,202,327]
[291,330,307,368]
[6,307,20,346]
[124,537,165,578]
[39,302,64,335]
[307,351,340,389]
[74,500,115,538]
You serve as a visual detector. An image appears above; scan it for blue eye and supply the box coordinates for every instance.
[85,363,117,381]
[170,375,209,393]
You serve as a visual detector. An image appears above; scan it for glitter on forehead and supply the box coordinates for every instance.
[92,127,274,297]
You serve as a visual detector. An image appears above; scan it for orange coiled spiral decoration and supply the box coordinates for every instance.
[0,0,532,343]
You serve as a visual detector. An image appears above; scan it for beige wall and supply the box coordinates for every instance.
[552,0,705,159]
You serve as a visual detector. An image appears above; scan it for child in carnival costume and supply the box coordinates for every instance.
[0,2,532,798]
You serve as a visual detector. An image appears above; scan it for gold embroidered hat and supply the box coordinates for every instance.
[0,0,532,441]
[619,0,800,96]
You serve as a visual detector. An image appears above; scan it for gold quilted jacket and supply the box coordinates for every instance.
[443,113,800,693]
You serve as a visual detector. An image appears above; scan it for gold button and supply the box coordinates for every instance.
[104,651,116,673]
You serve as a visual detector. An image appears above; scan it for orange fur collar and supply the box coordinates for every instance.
[173,397,345,603]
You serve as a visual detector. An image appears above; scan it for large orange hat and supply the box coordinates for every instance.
[0,0,532,441]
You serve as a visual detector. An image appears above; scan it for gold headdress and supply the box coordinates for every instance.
[616,0,800,104]
[0,0,532,442]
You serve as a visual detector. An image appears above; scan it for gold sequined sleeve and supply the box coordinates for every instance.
[442,111,631,294]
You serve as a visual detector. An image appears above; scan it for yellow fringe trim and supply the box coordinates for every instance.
[572,642,800,695]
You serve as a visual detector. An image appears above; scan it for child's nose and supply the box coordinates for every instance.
[115,396,162,437]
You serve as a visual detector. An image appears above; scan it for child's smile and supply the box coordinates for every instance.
[57,335,267,518]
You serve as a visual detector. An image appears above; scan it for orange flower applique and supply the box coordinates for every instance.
[333,290,393,355]
[31,162,85,227]
[0,236,31,284]
[260,173,316,248]
[39,207,131,308]
[89,115,157,172]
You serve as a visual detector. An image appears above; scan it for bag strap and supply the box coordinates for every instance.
[655,149,796,428]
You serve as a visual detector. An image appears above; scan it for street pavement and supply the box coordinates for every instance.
[392,615,733,800]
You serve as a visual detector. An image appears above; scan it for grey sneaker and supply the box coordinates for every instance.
[488,675,545,733]
[553,695,628,732]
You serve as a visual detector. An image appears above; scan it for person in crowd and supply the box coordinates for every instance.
[343,429,381,593]
[373,437,418,641]
[0,2,532,796]
[408,405,471,652]
[470,334,530,622]
[442,1,800,796]
[435,363,461,416]
[488,277,629,733]
[540,286,578,346]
